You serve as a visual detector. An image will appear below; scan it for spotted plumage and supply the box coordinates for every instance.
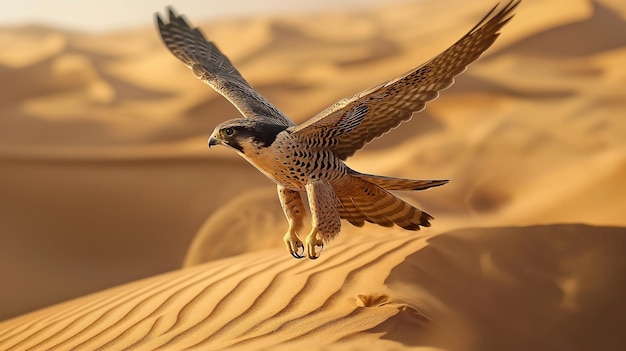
[156,1,519,259]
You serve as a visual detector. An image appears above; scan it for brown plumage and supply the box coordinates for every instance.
[156,1,520,259]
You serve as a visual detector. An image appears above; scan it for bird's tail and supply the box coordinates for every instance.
[349,170,449,191]
[336,175,438,230]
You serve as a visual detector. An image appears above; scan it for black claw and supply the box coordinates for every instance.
[307,242,324,260]
[291,244,305,259]
[317,241,324,251]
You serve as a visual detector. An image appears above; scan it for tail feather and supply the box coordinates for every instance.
[350,171,448,191]
[337,196,367,227]
[337,176,435,231]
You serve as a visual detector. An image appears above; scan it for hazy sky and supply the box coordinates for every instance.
[0,0,411,32]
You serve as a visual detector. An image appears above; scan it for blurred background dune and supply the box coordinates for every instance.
[0,0,625,325]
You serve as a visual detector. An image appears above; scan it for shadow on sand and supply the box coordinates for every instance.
[375,224,626,351]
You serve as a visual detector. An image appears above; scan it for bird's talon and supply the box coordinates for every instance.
[292,243,305,259]
[305,235,324,259]
[284,231,304,259]
[307,243,322,259]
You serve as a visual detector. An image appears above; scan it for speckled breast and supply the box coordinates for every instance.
[241,132,347,191]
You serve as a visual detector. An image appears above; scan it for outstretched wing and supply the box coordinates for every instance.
[291,1,520,159]
[156,7,295,127]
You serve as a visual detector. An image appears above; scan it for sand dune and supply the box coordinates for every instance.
[1,224,624,350]
[1,0,625,349]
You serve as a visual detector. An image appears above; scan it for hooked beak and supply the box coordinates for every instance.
[208,135,221,149]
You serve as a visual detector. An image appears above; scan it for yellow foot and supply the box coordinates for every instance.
[305,232,324,260]
[283,231,304,259]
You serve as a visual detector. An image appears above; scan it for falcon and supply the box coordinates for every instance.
[156,1,519,259]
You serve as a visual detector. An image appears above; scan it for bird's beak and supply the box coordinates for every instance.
[208,135,221,149]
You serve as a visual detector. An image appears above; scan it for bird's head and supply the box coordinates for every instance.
[208,118,288,154]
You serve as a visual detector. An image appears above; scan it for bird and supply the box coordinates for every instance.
[155,1,519,259]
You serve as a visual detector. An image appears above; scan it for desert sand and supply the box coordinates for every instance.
[0,0,625,350]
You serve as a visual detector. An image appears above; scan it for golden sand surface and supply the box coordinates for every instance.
[0,0,625,349]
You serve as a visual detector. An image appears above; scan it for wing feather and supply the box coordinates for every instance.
[156,7,294,127]
[291,1,520,159]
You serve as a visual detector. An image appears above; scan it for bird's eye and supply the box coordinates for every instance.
[224,127,234,136]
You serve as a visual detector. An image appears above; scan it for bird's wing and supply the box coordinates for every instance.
[156,7,295,127]
[291,1,519,160]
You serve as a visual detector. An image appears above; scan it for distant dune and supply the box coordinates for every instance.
[0,0,625,349]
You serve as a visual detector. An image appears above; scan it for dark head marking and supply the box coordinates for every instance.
[250,123,289,148]
[213,119,288,154]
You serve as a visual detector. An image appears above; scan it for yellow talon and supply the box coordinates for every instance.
[305,229,324,259]
[284,230,304,259]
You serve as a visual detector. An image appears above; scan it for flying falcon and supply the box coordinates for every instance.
[156,1,519,259]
